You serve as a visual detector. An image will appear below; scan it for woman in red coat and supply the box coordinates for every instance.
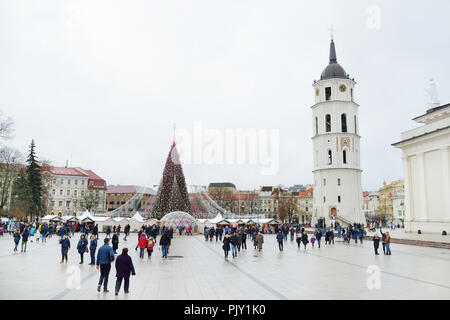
[137,234,148,259]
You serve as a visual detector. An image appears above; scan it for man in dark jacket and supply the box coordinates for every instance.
[159,231,171,259]
[21,228,29,252]
[373,234,380,255]
[314,229,322,248]
[96,238,115,293]
[59,235,71,263]
[114,248,136,296]
[89,234,98,265]
[230,232,239,258]
[276,231,284,251]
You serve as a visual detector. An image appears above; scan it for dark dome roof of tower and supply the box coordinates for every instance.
[320,39,349,80]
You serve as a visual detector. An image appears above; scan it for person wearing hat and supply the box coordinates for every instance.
[114,248,136,296]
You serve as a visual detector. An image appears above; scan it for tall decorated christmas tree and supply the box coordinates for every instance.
[151,140,192,219]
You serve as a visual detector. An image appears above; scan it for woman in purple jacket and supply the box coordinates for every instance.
[114,248,136,296]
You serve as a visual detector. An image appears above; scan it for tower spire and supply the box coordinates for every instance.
[329,25,337,64]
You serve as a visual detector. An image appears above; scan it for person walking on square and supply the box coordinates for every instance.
[77,234,88,264]
[358,228,364,244]
[29,225,35,242]
[114,248,136,296]
[301,231,309,250]
[256,232,264,252]
[209,227,215,242]
[385,232,392,255]
[96,238,115,293]
[137,234,148,259]
[13,229,20,252]
[41,224,48,243]
[204,226,208,241]
[314,229,322,248]
[330,229,335,245]
[106,225,111,239]
[373,234,380,255]
[241,230,247,250]
[215,227,219,242]
[21,228,29,252]
[146,236,155,260]
[123,224,130,241]
[59,234,71,263]
[380,228,387,254]
[112,232,119,254]
[89,234,98,265]
[223,234,231,258]
[276,231,284,252]
[230,232,239,258]
[159,231,170,259]
[296,230,302,248]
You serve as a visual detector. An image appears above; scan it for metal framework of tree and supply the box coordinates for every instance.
[151,141,192,219]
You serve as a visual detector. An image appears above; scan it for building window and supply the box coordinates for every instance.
[67,179,71,185]
[325,87,331,101]
[58,201,62,207]
[53,179,56,184]
[351,88,354,101]
[315,117,318,135]
[325,114,331,132]
[327,150,332,165]
[67,189,70,196]
[66,201,70,208]
[60,178,64,185]
[323,178,326,186]
[60,189,63,196]
[73,200,77,208]
[305,207,309,212]
[81,190,85,196]
[337,178,341,186]
[75,180,78,185]
[338,196,341,203]
[82,180,85,185]
[354,115,357,134]
[323,196,326,203]
[343,149,347,164]
[341,114,347,132]
[74,190,77,196]
[52,189,56,195]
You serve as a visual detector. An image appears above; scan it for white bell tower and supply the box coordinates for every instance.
[311,36,366,227]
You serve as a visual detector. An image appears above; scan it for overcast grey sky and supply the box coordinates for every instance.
[1,0,449,191]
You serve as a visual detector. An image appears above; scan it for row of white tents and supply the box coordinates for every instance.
[41,211,281,233]
[41,211,154,232]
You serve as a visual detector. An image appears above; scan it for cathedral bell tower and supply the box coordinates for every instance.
[311,37,366,227]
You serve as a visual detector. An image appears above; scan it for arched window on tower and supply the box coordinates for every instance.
[325,114,331,132]
[341,114,347,132]
[327,150,332,165]
[343,149,347,164]
[354,115,357,134]
[315,117,318,135]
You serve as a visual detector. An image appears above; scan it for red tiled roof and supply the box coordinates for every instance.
[84,169,106,189]
[49,166,88,177]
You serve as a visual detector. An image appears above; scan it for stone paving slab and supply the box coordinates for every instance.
[0,233,449,300]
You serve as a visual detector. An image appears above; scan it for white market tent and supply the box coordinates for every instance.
[42,215,57,222]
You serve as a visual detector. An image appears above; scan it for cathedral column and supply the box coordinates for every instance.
[441,147,450,221]
[416,152,428,221]
[402,153,412,222]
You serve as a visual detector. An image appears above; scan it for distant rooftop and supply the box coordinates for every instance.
[107,185,156,195]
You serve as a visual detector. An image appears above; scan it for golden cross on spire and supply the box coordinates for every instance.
[329,24,335,41]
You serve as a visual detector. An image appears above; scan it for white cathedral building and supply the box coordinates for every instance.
[311,38,366,228]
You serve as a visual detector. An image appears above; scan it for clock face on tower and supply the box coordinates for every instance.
[339,84,347,92]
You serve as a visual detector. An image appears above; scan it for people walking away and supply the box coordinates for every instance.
[241,230,247,250]
[301,231,309,250]
[112,232,119,254]
[137,233,148,259]
[385,232,392,255]
[296,230,302,248]
[29,225,35,242]
[276,231,284,252]
[123,224,130,241]
[222,234,231,258]
[330,229,335,244]
[358,228,364,244]
[256,232,264,252]
[96,238,115,293]
[146,237,155,260]
[204,226,208,241]
[41,224,48,243]
[13,229,20,252]
[230,232,239,258]
[89,234,98,265]
[373,234,380,255]
[106,225,111,239]
[59,234,71,263]
[114,248,136,296]
[159,231,170,259]
[290,227,295,242]
[77,234,88,264]
[21,228,29,252]
[314,229,322,248]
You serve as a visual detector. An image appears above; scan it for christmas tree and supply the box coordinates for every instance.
[151,140,192,219]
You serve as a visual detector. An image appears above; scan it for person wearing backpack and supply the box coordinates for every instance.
[146,237,155,260]
[137,234,148,259]
[21,228,29,252]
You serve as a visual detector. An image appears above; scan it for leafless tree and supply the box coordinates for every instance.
[0,147,23,210]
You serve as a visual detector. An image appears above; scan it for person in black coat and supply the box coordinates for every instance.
[314,229,322,248]
[230,232,239,258]
[112,232,119,254]
[276,231,284,252]
[89,234,98,265]
[159,231,171,259]
[222,234,231,258]
[13,229,20,252]
[77,234,88,264]
[21,228,29,252]
[373,234,380,255]
[301,232,309,250]
[114,248,136,296]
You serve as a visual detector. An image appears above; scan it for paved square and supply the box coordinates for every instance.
[0,233,449,300]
